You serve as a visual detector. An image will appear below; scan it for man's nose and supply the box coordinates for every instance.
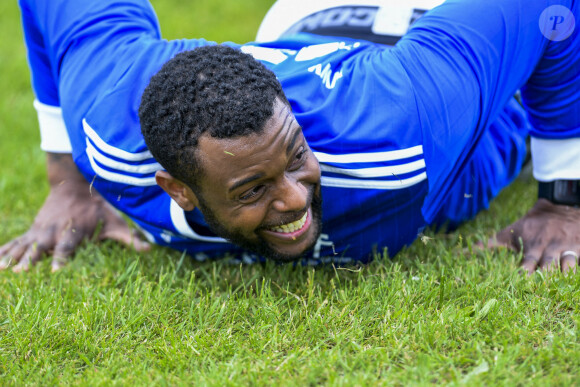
[272,176,308,213]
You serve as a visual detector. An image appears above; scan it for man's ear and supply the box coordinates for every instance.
[155,171,199,211]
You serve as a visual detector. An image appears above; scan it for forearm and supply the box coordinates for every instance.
[46,152,88,188]
[34,100,78,187]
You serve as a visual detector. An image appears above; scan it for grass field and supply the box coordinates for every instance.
[1,1,580,385]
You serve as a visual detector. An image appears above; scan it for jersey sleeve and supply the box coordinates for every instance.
[389,0,580,221]
[20,0,72,152]
[19,0,162,154]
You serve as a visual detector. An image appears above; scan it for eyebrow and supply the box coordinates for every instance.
[228,112,302,194]
[286,126,303,156]
[278,106,302,156]
[228,173,265,193]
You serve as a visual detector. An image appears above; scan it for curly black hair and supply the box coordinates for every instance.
[139,44,288,190]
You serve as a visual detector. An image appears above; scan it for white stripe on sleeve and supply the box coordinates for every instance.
[86,151,157,186]
[85,139,162,174]
[83,119,154,161]
[313,145,423,164]
[320,159,425,178]
[321,172,427,189]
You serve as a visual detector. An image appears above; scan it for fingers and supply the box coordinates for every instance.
[100,227,151,252]
[51,229,85,272]
[99,209,151,252]
[0,239,27,270]
[538,246,560,273]
[0,239,17,258]
[1,218,151,273]
[12,242,47,273]
[128,230,152,252]
[560,248,579,274]
[491,225,520,250]
[1,233,57,273]
[474,225,519,253]
[524,246,580,275]
[3,228,84,273]
[0,236,50,271]
[10,231,56,272]
[520,249,542,276]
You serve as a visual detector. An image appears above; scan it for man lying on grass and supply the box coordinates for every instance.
[1,0,579,273]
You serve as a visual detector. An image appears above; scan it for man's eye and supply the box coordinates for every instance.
[290,147,308,170]
[239,185,264,202]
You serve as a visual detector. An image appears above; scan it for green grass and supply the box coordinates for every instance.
[1,1,579,385]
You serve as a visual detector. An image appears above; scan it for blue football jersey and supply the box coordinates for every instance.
[19,0,580,263]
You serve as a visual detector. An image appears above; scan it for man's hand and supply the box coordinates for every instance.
[0,153,150,272]
[486,199,580,274]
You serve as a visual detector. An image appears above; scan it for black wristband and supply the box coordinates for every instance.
[538,180,580,207]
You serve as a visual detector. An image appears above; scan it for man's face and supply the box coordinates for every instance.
[192,98,323,261]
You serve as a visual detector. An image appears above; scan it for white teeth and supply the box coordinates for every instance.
[269,212,308,234]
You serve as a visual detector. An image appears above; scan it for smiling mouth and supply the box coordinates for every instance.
[267,211,308,234]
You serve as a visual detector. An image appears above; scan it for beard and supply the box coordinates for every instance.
[196,185,323,262]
